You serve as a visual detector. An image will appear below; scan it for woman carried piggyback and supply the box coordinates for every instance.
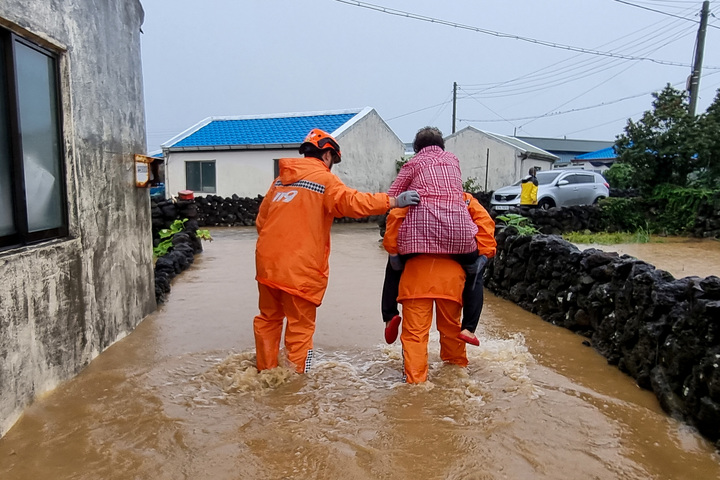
[381,126,496,346]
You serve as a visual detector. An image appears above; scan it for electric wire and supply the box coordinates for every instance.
[332,0,716,68]
[613,0,720,29]
[458,9,697,99]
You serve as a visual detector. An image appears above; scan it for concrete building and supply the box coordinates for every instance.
[0,1,155,437]
[444,126,558,191]
[162,107,404,198]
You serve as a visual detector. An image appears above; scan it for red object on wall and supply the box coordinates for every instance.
[178,190,194,200]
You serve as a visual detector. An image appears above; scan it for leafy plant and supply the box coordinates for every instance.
[196,229,213,241]
[603,162,635,189]
[599,197,647,232]
[648,184,718,234]
[154,218,187,259]
[396,157,410,173]
[463,176,482,193]
[496,213,538,236]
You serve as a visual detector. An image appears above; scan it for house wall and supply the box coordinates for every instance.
[446,129,555,191]
[445,129,523,191]
[0,0,155,437]
[334,109,403,193]
[165,149,288,198]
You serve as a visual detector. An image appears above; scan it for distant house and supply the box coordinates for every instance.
[516,137,615,168]
[161,108,404,198]
[444,126,558,191]
[570,146,618,173]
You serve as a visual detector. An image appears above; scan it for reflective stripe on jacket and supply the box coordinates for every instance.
[256,157,390,306]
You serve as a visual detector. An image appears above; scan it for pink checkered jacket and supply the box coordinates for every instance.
[387,146,478,255]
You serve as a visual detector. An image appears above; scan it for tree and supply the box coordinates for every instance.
[615,85,699,193]
[695,89,720,187]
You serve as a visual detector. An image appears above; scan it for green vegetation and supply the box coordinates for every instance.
[598,85,720,236]
[153,219,213,259]
[463,176,482,193]
[563,229,654,245]
[395,157,410,173]
[496,213,538,236]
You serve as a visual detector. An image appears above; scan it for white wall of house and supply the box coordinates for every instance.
[445,127,554,191]
[334,109,404,193]
[570,160,613,174]
[165,148,290,198]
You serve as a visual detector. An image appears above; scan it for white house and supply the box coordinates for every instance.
[161,108,404,198]
[444,126,558,191]
[570,146,617,174]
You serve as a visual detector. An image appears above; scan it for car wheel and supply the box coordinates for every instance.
[538,198,554,210]
[593,196,606,204]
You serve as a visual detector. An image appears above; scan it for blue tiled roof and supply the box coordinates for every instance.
[170,113,359,148]
[574,146,617,160]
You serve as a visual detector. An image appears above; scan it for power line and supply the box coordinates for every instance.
[458,88,665,123]
[614,0,720,28]
[333,0,717,69]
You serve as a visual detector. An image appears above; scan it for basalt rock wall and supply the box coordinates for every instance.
[484,230,720,447]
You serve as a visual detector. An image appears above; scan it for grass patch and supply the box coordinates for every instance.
[563,229,657,245]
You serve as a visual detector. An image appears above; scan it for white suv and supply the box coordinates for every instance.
[491,170,609,210]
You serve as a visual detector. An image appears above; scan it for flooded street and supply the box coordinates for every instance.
[1,225,719,479]
[574,236,720,280]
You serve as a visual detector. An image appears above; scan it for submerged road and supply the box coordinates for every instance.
[0,224,718,479]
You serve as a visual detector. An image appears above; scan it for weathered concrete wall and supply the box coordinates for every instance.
[334,109,404,193]
[0,0,155,437]
[445,127,553,191]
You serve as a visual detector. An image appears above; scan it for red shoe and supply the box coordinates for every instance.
[458,332,480,346]
[385,315,401,344]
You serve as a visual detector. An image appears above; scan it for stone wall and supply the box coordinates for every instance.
[491,205,605,234]
[484,230,720,447]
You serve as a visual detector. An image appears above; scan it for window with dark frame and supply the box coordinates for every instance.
[185,160,216,193]
[0,28,67,251]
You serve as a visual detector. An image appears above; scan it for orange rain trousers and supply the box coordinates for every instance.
[400,298,468,383]
[253,283,317,373]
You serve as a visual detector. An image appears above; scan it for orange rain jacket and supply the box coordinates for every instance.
[383,193,497,260]
[256,157,391,306]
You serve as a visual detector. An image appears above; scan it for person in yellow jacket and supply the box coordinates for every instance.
[383,194,496,383]
[254,128,420,373]
[520,167,539,205]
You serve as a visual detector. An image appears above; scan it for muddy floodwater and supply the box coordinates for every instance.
[1,225,719,479]
[574,236,720,280]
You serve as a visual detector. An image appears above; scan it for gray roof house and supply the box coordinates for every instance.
[445,126,558,191]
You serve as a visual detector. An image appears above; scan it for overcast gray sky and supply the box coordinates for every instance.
[139,0,720,153]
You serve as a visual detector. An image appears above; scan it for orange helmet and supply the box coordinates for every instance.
[299,128,342,162]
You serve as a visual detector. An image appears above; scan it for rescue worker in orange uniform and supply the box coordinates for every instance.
[383,193,496,383]
[254,128,420,373]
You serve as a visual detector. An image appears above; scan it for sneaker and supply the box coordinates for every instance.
[384,315,401,344]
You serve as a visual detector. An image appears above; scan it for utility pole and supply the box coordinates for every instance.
[452,82,457,134]
[689,1,710,116]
